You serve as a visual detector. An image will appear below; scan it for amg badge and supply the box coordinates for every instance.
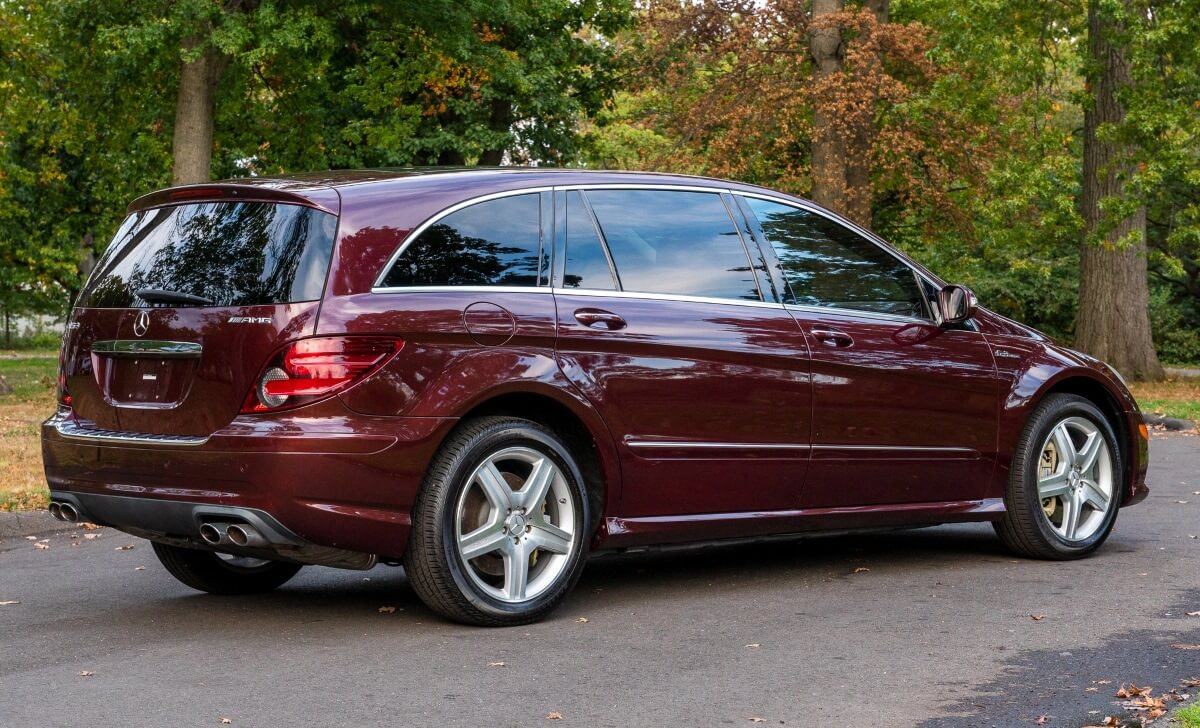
[227,316,273,324]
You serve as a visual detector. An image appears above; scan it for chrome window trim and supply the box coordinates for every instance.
[371,186,555,289]
[366,181,954,324]
[552,287,783,310]
[370,285,551,295]
[783,303,928,325]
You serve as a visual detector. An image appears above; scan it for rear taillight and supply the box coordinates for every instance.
[57,346,71,407]
[241,336,403,414]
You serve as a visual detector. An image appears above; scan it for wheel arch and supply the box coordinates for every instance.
[450,386,621,533]
[1023,371,1134,501]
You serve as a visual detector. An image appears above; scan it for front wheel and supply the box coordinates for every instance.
[994,394,1122,559]
[404,416,591,626]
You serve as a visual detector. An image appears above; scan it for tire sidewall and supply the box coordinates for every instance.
[437,422,591,622]
[1021,397,1122,555]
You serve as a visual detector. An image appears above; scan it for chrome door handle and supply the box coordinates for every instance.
[811,328,853,347]
[573,308,626,331]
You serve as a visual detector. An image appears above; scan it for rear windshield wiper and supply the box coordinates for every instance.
[135,288,214,306]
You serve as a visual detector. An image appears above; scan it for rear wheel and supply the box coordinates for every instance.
[404,416,591,626]
[994,394,1122,559]
[152,542,302,594]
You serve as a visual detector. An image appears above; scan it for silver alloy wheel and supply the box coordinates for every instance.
[453,446,577,603]
[1036,416,1114,542]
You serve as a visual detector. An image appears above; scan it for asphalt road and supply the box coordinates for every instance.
[2,434,1199,728]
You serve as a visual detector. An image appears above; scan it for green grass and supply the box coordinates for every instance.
[0,350,58,511]
[1177,702,1200,727]
[1129,378,1200,422]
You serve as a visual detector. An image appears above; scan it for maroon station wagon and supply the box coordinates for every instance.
[42,168,1149,625]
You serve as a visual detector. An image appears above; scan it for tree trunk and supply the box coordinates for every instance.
[808,0,848,215]
[841,0,888,228]
[171,41,225,185]
[1075,0,1163,381]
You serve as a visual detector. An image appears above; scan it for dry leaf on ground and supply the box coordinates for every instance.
[79,671,94,677]
[377,606,396,614]
[0,600,19,606]
[546,711,563,720]
[575,617,589,623]
[1030,614,1046,621]
[488,661,506,667]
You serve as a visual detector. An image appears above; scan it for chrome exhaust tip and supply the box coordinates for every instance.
[59,502,80,523]
[226,523,267,548]
[198,522,225,545]
[48,502,64,521]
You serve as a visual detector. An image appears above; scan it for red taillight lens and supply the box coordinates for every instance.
[241,336,403,414]
[57,347,72,407]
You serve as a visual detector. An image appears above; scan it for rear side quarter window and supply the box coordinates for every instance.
[379,193,543,288]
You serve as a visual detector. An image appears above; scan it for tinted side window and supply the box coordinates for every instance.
[744,198,928,318]
[563,191,615,290]
[585,190,759,301]
[78,202,337,308]
[380,194,541,288]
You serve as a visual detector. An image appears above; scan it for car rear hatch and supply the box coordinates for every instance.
[61,185,340,438]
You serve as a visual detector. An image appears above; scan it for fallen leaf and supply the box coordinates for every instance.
[84,534,97,540]
[546,712,563,720]
[135,566,146,571]
[852,567,870,573]
[114,545,134,551]
[1116,684,1152,698]
[1178,500,1190,504]
[0,600,19,606]
[79,671,94,677]
[1182,678,1200,688]
[1085,687,1098,692]
[749,719,766,724]
[377,606,396,614]
[745,643,761,649]
[1187,611,1200,617]
[1035,716,1048,725]
[80,522,101,530]
[34,542,49,550]
[575,617,589,623]
[1172,643,1200,650]
[24,536,36,541]
[1030,614,1046,621]
[487,661,506,667]
[1095,680,1112,685]
[220,719,232,725]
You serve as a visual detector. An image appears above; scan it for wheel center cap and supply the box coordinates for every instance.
[506,513,527,534]
[1068,471,1081,488]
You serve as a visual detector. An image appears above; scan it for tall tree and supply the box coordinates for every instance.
[807,0,849,218]
[1075,0,1163,380]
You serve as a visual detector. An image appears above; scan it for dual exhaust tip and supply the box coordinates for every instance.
[199,521,267,548]
[48,500,80,523]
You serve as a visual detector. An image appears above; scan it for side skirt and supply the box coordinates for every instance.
[596,497,1005,550]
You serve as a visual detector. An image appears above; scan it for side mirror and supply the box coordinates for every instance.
[938,284,976,325]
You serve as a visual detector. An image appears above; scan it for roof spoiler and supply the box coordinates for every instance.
[127,183,340,216]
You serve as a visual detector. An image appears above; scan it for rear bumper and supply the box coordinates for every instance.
[42,407,457,559]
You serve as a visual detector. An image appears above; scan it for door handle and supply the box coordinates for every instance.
[811,328,853,347]
[574,308,626,331]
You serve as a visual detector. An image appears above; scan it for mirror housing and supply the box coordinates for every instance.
[938,284,976,325]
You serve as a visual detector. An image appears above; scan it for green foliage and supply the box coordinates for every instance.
[0,0,631,300]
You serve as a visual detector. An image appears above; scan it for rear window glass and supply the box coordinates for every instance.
[78,202,337,308]
[378,193,543,288]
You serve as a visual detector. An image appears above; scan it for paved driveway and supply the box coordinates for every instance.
[2,434,1198,727]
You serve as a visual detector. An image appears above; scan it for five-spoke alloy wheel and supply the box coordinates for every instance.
[405,416,591,626]
[995,394,1122,559]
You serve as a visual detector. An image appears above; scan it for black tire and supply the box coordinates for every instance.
[152,542,302,595]
[404,416,592,627]
[993,393,1123,560]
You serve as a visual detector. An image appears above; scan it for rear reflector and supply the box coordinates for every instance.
[241,336,403,414]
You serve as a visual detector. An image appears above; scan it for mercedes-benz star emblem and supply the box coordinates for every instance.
[133,310,150,338]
